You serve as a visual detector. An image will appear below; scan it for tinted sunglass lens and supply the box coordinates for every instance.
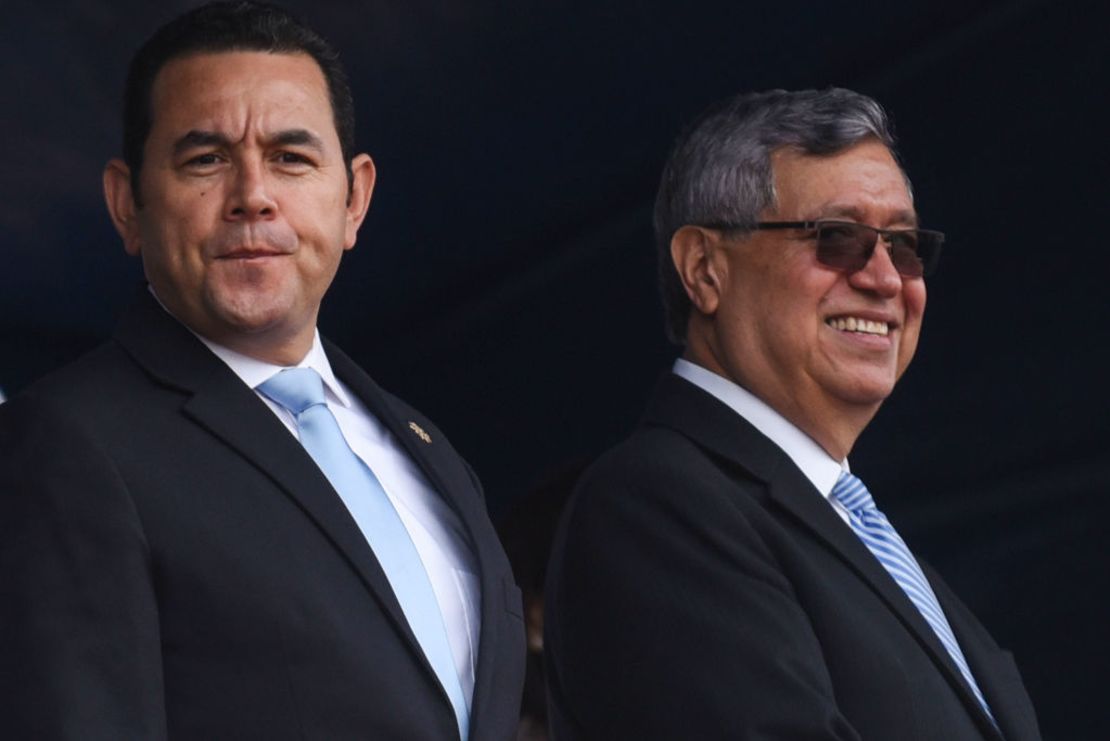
[888,233,925,277]
[815,223,872,272]
[812,222,942,277]
[916,234,943,277]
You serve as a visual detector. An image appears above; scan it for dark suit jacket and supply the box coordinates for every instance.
[545,373,1040,740]
[0,292,525,740]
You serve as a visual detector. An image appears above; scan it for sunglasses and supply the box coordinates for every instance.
[705,219,945,278]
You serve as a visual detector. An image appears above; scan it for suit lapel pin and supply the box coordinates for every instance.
[408,421,432,444]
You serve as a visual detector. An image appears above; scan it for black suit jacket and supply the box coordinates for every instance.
[545,373,1040,740]
[0,292,525,740]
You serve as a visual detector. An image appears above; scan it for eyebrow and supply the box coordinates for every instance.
[269,129,325,151]
[818,204,919,227]
[172,128,326,156]
[173,130,230,156]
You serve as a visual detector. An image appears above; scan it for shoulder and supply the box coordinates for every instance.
[1,337,157,458]
[0,328,229,503]
[2,341,140,429]
[0,348,147,539]
[323,339,483,493]
[589,424,718,479]
[550,423,787,601]
[325,339,465,454]
[572,423,767,523]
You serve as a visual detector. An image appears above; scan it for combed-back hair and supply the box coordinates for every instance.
[653,88,903,344]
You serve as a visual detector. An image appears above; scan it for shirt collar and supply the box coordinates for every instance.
[197,331,352,408]
[672,358,846,498]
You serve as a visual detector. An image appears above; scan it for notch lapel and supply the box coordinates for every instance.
[763,466,1001,738]
[645,373,1002,738]
[930,565,1040,741]
[323,342,488,543]
[325,342,519,739]
[114,293,431,681]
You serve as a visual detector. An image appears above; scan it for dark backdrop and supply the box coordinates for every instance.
[2,1,1106,738]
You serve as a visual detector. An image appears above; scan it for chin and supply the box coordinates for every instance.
[838,384,896,408]
[826,369,899,407]
[208,290,297,336]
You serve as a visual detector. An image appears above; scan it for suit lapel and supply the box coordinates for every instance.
[764,464,1002,738]
[323,342,487,545]
[114,293,431,676]
[930,565,1039,741]
[645,373,1001,737]
[326,342,516,736]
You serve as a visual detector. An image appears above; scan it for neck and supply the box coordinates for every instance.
[148,288,316,367]
[214,331,314,367]
[681,342,872,462]
[172,314,314,368]
[787,405,869,462]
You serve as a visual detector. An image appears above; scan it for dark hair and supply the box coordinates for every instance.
[653,88,903,344]
[122,1,356,204]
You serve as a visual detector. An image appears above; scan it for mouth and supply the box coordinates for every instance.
[825,315,893,337]
[217,248,288,260]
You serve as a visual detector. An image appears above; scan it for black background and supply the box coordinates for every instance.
[2,1,1106,737]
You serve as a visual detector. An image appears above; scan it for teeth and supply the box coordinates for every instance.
[827,317,889,336]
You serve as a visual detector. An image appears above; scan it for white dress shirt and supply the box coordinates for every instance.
[197,332,481,707]
[673,358,853,525]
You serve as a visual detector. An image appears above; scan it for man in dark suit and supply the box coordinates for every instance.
[0,3,523,738]
[544,89,1041,740]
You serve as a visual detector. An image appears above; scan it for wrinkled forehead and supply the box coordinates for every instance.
[148,50,334,133]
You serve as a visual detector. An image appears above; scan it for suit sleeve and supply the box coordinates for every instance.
[544,449,860,741]
[0,394,168,740]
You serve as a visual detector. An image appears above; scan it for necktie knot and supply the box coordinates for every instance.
[258,367,326,417]
[831,470,877,514]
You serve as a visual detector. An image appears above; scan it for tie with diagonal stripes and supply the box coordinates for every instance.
[258,368,470,740]
[831,471,996,724]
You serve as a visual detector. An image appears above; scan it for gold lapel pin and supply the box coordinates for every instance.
[408,421,432,444]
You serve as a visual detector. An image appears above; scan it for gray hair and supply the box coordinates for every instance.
[654,88,903,344]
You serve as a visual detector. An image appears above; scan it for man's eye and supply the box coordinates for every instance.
[888,231,919,250]
[817,224,859,243]
[276,152,311,165]
[185,153,221,167]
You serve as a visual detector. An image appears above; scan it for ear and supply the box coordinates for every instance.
[343,153,376,250]
[103,159,143,256]
[671,225,725,316]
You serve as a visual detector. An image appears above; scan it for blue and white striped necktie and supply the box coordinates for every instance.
[259,368,470,740]
[831,471,995,723]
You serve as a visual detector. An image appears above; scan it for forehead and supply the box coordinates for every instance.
[768,140,915,223]
[148,50,335,136]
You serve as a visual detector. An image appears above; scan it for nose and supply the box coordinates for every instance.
[848,237,904,297]
[224,160,277,221]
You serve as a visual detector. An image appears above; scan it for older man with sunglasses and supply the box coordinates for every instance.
[544,89,1041,740]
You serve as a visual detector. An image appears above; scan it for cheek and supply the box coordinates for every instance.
[898,282,927,365]
[141,191,208,246]
[904,280,927,329]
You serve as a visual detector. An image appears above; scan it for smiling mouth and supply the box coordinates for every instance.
[826,316,890,336]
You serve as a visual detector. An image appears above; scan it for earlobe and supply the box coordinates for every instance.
[103,159,142,256]
[671,225,723,316]
[343,154,376,250]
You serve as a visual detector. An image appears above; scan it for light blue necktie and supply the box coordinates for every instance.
[259,368,469,740]
[831,471,995,724]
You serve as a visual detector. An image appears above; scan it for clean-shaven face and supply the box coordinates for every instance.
[710,139,926,431]
[123,51,366,357]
